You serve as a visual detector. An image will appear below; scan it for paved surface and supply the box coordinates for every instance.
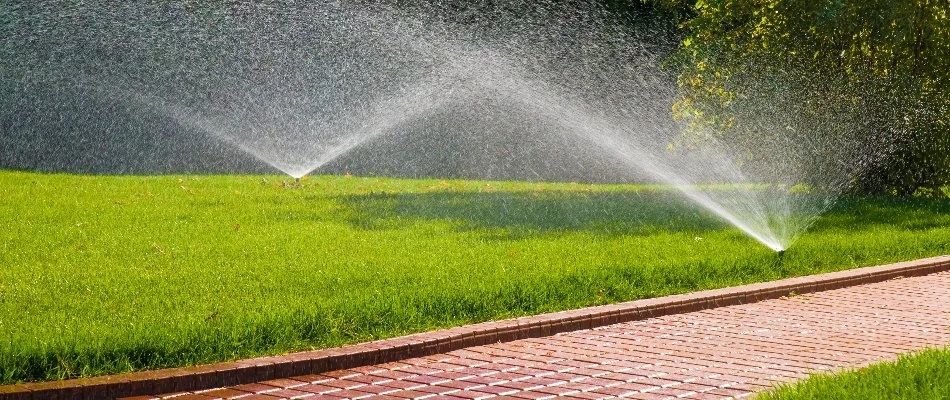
[135,271,950,400]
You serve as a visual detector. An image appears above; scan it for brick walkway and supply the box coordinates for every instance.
[135,271,950,400]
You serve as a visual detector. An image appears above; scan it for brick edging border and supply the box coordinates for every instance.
[4,255,949,399]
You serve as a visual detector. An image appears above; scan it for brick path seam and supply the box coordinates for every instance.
[138,271,950,400]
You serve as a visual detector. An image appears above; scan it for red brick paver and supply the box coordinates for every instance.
[145,271,950,400]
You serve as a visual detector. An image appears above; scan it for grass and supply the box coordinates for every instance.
[1,171,949,384]
[758,347,950,399]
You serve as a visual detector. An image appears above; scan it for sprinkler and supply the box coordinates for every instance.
[772,249,787,270]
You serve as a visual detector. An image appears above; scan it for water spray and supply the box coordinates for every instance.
[2,1,876,252]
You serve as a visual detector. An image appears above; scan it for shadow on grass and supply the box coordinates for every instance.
[334,189,734,239]
[810,196,950,233]
[335,190,950,241]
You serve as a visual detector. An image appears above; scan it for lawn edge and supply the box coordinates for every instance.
[3,255,949,400]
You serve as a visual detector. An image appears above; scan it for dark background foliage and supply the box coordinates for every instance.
[1,0,946,196]
[661,0,949,197]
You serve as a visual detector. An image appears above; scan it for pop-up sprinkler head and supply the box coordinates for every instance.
[777,249,786,258]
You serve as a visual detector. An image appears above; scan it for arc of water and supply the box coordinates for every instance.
[495,82,787,251]
[406,45,788,250]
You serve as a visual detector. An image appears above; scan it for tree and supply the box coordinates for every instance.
[663,0,950,197]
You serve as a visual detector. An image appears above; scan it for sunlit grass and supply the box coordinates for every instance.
[758,347,950,400]
[1,171,948,383]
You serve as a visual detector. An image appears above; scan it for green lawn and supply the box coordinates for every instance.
[759,347,950,399]
[1,171,949,383]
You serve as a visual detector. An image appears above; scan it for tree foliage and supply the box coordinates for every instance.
[663,0,950,196]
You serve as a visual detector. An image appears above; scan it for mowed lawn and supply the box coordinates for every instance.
[1,171,949,383]
[758,347,950,400]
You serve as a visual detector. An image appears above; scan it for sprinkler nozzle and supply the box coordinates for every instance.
[777,249,786,258]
